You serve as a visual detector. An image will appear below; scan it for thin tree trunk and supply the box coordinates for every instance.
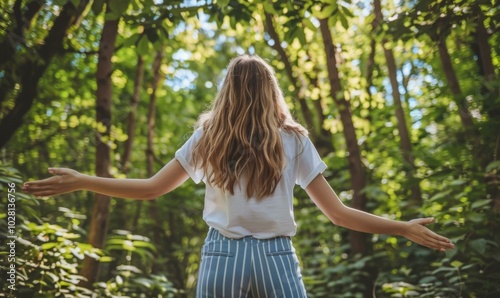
[122,55,145,172]
[80,8,119,288]
[473,10,496,84]
[303,47,335,156]
[265,13,333,155]
[470,5,500,213]
[363,13,377,133]
[319,18,367,255]
[373,0,422,204]
[146,51,162,176]
[144,49,187,292]
[436,39,475,131]
[264,14,315,130]
[146,49,165,270]
[117,55,145,230]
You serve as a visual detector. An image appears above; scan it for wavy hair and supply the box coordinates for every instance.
[192,55,307,199]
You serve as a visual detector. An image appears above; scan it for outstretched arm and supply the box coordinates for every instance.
[305,174,454,251]
[22,158,189,200]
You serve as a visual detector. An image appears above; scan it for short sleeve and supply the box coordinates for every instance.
[175,129,204,184]
[296,137,327,189]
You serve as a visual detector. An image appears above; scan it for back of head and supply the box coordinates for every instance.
[193,54,307,199]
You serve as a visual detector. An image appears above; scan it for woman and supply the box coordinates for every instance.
[23,54,454,297]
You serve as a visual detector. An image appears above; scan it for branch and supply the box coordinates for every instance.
[264,13,315,132]
[0,0,45,67]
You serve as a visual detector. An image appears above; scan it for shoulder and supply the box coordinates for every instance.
[183,127,204,142]
[280,129,310,146]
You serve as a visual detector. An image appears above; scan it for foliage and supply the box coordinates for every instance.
[94,230,179,297]
[0,166,97,297]
[0,166,179,297]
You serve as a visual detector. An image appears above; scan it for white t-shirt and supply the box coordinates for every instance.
[175,128,327,239]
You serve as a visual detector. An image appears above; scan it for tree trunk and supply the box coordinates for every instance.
[470,5,500,213]
[146,50,162,176]
[472,9,496,84]
[146,49,165,269]
[0,1,89,149]
[436,39,475,132]
[373,0,422,204]
[122,55,145,172]
[115,55,145,230]
[264,13,315,131]
[80,8,119,288]
[319,18,367,255]
[264,13,334,156]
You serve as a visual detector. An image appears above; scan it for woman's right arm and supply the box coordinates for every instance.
[23,158,189,200]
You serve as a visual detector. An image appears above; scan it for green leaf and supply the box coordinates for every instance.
[263,2,276,14]
[99,256,114,262]
[41,242,58,250]
[146,28,160,43]
[45,271,60,282]
[69,0,80,8]
[108,0,130,16]
[419,275,437,284]
[91,0,105,14]
[105,11,120,21]
[450,179,467,186]
[450,260,463,268]
[469,238,487,254]
[470,199,491,210]
[339,13,349,29]
[116,275,123,285]
[53,0,67,6]
[314,3,337,19]
[467,212,485,223]
[123,240,136,251]
[429,190,451,201]
[486,160,500,172]
[136,36,150,55]
[132,240,157,251]
[303,18,317,31]
[107,238,125,245]
[217,0,229,7]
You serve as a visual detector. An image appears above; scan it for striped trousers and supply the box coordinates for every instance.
[196,228,307,298]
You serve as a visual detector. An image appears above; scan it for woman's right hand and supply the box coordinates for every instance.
[22,168,84,197]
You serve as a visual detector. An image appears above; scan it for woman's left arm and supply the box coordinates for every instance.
[305,174,454,251]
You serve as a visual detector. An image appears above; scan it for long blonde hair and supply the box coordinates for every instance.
[192,55,307,199]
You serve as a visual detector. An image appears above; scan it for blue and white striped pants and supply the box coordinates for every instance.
[196,228,307,298]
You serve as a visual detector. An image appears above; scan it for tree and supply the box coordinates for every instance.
[373,0,422,204]
[0,1,91,148]
[80,1,120,288]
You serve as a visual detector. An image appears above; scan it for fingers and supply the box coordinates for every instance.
[48,167,68,175]
[404,218,455,251]
[22,182,54,196]
[410,217,435,225]
[410,227,454,251]
[22,170,62,196]
[23,176,59,188]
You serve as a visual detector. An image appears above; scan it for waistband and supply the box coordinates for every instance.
[206,227,292,244]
